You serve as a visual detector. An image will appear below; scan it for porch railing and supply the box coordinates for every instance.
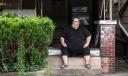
[118,20,128,38]
[95,0,128,46]
[118,0,128,39]
[95,0,114,46]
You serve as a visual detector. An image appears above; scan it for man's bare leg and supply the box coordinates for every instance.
[62,55,68,65]
[84,55,91,69]
[84,55,91,64]
[61,55,68,68]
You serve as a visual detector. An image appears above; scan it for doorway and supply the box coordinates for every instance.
[44,0,99,48]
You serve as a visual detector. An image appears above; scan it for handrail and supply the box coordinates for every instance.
[118,20,128,38]
[99,0,113,20]
[118,0,128,39]
[119,0,128,17]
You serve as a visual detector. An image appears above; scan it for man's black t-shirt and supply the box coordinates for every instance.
[61,26,91,49]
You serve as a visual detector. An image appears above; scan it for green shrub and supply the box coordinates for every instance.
[0,14,55,75]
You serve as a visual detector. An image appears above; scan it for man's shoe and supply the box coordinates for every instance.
[60,64,68,69]
[85,64,91,69]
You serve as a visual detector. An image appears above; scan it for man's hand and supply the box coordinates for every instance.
[83,36,91,48]
[83,43,89,48]
[60,37,67,47]
[62,43,67,47]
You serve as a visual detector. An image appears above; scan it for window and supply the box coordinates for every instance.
[4,0,22,9]
[71,0,89,26]
[1,0,35,9]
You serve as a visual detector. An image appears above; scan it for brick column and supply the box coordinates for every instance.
[99,20,117,73]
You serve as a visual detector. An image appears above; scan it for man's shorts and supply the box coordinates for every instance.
[61,46,90,56]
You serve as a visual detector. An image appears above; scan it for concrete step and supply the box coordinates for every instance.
[47,56,102,76]
[50,69,102,76]
[48,48,100,57]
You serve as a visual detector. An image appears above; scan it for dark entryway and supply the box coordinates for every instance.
[22,0,35,9]
[43,0,100,48]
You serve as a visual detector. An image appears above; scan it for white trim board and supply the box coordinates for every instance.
[48,48,100,57]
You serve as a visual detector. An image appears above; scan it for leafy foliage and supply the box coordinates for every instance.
[0,14,55,75]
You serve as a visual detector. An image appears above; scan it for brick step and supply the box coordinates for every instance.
[47,56,102,76]
[48,48,100,57]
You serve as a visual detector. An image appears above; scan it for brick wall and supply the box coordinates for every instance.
[100,20,117,73]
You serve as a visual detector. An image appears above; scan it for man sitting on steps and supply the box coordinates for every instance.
[60,17,92,69]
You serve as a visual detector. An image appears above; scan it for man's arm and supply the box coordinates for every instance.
[83,35,91,48]
[60,37,67,47]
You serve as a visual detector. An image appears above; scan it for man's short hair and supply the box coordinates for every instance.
[72,16,80,22]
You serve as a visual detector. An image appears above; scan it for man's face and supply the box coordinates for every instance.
[72,18,80,29]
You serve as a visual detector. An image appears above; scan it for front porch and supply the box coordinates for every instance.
[0,0,128,75]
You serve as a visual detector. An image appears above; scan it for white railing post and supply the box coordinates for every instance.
[110,0,113,20]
